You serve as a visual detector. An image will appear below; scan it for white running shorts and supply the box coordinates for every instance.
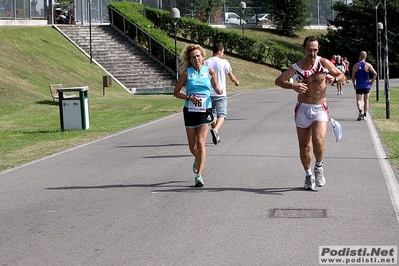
[294,102,329,128]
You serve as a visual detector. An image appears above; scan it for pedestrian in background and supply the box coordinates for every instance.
[330,55,337,86]
[330,55,336,65]
[173,44,222,187]
[351,51,377,121]
[343,56,350,82]
[275,36,345,190]
[204,43,240,145]
[335,55,345,95]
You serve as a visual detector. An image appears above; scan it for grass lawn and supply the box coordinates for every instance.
[369,88,399,166]
[0,26,182,171]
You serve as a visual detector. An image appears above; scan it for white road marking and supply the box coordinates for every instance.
[367,117,399,224]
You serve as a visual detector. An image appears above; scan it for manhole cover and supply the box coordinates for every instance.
[270,208,326,218]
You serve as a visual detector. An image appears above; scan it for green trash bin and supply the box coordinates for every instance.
[57,86,89,131]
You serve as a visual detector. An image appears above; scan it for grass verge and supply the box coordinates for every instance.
[0,26,184,171]
[369,88,399,166]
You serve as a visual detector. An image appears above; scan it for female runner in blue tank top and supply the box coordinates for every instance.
[174,44,222,187]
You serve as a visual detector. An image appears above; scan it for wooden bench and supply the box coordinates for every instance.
[49,84,76,101]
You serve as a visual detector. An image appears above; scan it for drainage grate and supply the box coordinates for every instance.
[270,208,326,218]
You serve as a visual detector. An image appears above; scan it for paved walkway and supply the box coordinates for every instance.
[1,85,398,265]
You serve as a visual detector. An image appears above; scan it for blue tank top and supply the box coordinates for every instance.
[184,66,212,109]
[355,62,371,89]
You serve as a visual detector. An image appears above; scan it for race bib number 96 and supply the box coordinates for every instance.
[188,93,206,112]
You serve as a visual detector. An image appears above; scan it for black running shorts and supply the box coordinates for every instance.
[356,88,370,95]
[183,107,214,128]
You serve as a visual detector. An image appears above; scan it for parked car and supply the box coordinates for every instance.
[223,12,246,25]
[247,13,270,24]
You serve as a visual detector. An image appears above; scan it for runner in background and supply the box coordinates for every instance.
[205,43,240,145]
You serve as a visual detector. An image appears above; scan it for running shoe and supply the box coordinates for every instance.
[357,113,363,121]
[314,166,326,187]
[195,174,204,187]
[192,158,197,174]
[304,175,315,190]
[210,128,220,145]
[362,115,368,121]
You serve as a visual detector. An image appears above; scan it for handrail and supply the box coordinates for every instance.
[109,7,177,76]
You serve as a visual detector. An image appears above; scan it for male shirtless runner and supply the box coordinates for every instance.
[275,36,345,190]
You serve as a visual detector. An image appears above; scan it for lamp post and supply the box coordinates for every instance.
[378,22,383,80]
[170,7,180,82]
[88,0,92,63]
[374,0,382,101]
[383,0,390,119]
[317,0,320,26]
[377,22,383,101]
[239,1,246,35]
[222,0,226,24]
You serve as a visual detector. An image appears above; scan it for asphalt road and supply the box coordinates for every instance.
[1,84,398,265]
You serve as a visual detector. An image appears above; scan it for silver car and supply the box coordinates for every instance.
[247,13,269,24]
[223,12,246,25]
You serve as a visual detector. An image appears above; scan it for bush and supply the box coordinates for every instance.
[108,2,303,70]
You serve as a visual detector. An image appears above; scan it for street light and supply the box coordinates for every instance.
[383,0,390,119]
[317,0,320,26]
[377,21,383,101]
[239,1,246,35]
[88,0,93,63]
[378,22,383,79]
[374,0,382,101]
[170,7,180,81]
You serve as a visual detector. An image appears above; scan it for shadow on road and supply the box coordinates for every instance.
[47,181,313,195]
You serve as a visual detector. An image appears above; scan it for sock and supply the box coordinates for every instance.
[359,109,362,114]
[305,169,312,176]
[315,161,323,168]
[363,113,367,117]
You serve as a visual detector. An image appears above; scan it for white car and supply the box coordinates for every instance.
[247,13,270,24]
[223,12,246,25]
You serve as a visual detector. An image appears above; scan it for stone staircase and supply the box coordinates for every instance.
[56,24,176,92]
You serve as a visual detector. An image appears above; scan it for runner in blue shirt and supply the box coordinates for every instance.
[351,51,378,121]
[173,44,222,187]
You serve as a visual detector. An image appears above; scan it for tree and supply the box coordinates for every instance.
[319,0,399,78]
[267,0,312,36]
